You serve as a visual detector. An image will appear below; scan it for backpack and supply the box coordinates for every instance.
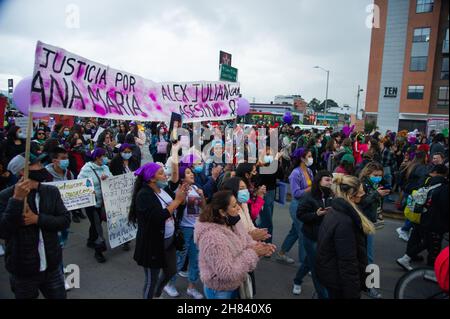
[404,178,442,224]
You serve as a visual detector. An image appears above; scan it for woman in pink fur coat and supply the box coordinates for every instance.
[194,191,276,299]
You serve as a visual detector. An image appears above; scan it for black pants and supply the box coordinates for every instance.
[9,268,66,299]
[85,206,105,251]
[426,232,444,266]
[406,223,426,258]
[143,239,177,299]
[153,153,167,164]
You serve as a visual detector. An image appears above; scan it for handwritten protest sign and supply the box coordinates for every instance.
[101,173,137,249]
[14,117,30,135]
[45,178,96,211]
[30,41,240,123]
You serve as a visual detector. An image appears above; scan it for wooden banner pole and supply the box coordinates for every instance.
[22,111,34,215]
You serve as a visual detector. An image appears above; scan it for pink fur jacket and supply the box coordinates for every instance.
[194,220,259,291]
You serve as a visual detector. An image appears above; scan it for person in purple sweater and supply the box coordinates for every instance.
[276,148,314,285]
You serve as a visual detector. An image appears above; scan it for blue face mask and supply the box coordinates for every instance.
[156,180,168,189]
[64,131,70,137]
[121,152,132,160]
[102,157,109,165]
[59,159,69,170]
[264,155,274,164]
[17,132,27,139]
[237,189,250,203]
[370,176,382,184]
[193,165,203,174]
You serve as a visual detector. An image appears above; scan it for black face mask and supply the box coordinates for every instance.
[29,168,51,183]
[225,215,241,226]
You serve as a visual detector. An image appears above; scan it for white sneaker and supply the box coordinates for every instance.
[178,271,189,278]
[276,253,295,264]
[396,255,413,271]
[367,287,382,299]
[163,284,180,297]
[187,287,204,299]
[292,284,302,295]
[396,227,410,242]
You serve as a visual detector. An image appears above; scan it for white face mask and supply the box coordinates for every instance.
[305,158,314,167]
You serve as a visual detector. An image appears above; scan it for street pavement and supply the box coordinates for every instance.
[0,144,418,299]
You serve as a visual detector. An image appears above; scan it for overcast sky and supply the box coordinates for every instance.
[0,0,373,112]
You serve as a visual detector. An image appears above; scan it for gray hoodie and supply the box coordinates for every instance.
[45,163,73,182]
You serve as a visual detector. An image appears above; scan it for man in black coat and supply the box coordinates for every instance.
[0,153,71,299]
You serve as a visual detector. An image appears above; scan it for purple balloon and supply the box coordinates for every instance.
[12,76,33,115]
[237,98,250,116]
[283,111,293,124]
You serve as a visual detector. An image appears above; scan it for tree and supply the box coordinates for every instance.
[319,99,339,111]
[308,98,322,112]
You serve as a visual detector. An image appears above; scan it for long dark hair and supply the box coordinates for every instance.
[311,170,333,199]
[128,175,145,225]
[235,163,255,188]
[199,190,233,225]
[405,150,427,180]
[221,177,243,197]
[7,125,21,143]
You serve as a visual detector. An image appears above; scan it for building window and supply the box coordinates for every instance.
[407,85,425,99]
[437,86,449,106]
[411,28,430,71]
[444,28,449,54]
[441,57,449,80]
[416,0,434,13]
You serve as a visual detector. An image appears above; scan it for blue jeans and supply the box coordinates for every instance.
[294,235,328,299]
[170,226,200,284]
[367,234,374,265]
[204,286,238,299]
[257,190,276,243]
[280,199,306,263]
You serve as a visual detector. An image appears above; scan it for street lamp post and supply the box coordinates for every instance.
[356,85,364,120]
[314,66,330,114]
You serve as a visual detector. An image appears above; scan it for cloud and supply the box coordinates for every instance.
[0,0,372,109]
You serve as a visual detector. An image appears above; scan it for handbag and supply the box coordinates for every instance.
[239,273,254,299]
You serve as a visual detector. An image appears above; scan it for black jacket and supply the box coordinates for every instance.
[420,176,449,234]
[315,197,368,299]
[359,177,383,223]
[109,155,140,176]
[0,184,71,276]
[297,190,333,241]
[133,184,179,269]
[257,161,284,191]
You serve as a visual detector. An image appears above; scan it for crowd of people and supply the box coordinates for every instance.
[0,114,448,299]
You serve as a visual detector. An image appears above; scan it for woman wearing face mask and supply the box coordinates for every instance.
[294,170,333,298]
[109,144,140,176]
[0,126,26,165]
[235,163,266,222]
[357,162,389,299]
[77,148,112,263]
[194,190,276,299]
[96,130,115,161]
[150,125,169,164]
[68,138,87,178]
[58,126,71,146]
[165,161,206,299]
[316,174,375,299]
[276,148,313,265]
[128,162,188,299]
[116,122,129,145]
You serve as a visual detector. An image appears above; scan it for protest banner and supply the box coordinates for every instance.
[30,41,240,123]
[92,126,105,142]
[14,117,30,135]
[45,178,96,211]
[101,173,137,249]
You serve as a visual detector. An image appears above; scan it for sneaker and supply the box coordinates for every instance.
[72,213,80,223]
[292,284,302,295]
[396,227,410,242]
[276,253,295,264]
[396,255,413,271]
[94,251,106,263]
[187,287,204,299]
[367,288,382,299]
[178,271,189,278]
[163,284,180,297]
